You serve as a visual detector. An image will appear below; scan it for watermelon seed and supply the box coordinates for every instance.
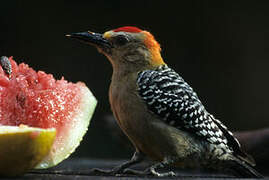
[16,94,26,108]
[0,56,12,78]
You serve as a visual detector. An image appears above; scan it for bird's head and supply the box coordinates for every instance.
[67,26,165,72]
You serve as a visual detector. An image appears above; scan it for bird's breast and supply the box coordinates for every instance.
[109,80,147,135]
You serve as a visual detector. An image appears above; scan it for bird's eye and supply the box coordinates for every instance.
[114,35,129,46]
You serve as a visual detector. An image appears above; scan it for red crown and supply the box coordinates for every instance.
[113,26,142,33]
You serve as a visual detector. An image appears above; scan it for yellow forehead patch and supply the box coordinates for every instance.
[103,31,113,39]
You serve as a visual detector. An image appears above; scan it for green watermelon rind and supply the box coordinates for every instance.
[35,83,97,169]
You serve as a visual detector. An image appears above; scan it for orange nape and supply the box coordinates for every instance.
[143,31,165,67]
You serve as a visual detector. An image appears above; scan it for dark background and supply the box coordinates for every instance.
[1,1,269,159]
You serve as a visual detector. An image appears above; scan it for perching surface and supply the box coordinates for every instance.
[3,158,268,180]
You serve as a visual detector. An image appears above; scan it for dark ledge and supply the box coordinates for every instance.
[2,156,266,180]
[1,128,268,180]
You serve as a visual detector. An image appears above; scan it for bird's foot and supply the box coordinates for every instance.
[122,168,150,176]
[145,158,177,177]
[122,167,176,177]
[148,166,176,177]
[90,151,144,176]
[90,166,124,176]
[122,157,177,177]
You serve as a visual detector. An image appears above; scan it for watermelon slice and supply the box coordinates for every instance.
[0,56,97,169]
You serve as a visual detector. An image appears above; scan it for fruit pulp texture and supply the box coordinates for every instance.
[0,57,82,142]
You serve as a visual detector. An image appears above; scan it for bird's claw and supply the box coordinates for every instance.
[90,168,121,175]
[147,166,176,177]
[151,170,176,177]
[123,167,176,177]
[122,168,151,176]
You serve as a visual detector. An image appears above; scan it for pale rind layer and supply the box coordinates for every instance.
[0,126,56,176]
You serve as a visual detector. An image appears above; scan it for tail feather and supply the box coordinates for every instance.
[236,150,256,166]
[231,156,263,178]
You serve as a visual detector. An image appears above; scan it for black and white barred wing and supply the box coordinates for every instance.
[137,65,237,150]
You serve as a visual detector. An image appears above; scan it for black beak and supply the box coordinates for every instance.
[66,31,112,49]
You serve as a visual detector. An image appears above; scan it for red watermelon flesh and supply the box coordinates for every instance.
[0,57,97,168]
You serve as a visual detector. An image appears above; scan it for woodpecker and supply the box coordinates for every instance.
[67,26,263,178]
